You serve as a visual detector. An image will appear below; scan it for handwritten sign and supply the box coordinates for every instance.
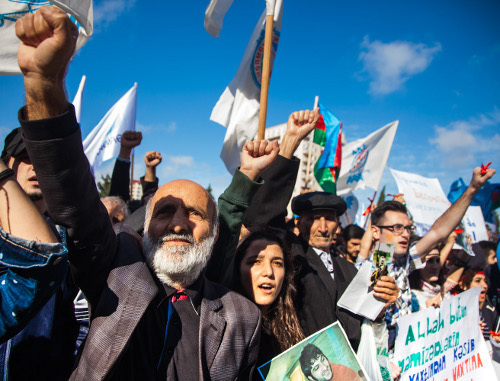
[394,288,495,381]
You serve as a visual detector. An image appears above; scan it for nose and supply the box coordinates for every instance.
[262,260,274,278]
[168,209,189,235]
[318,217,328,233]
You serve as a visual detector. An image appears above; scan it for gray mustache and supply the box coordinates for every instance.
[160,234,196,245]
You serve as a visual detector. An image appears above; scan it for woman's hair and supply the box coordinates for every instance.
[459,267,487,291]
[234,230,304,351]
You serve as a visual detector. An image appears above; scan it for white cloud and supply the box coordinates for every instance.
[94,0,136,26]
[359,36,441,94]
[169,156,194,166]
[136,121,176,134]
[429,110,500,169]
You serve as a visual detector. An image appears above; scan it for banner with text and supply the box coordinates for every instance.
[394,288,494,381]
[390,168,451,236]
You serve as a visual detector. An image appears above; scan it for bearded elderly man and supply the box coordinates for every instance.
[14,7,280,380]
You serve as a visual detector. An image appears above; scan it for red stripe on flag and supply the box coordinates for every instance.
[315,114,326,131]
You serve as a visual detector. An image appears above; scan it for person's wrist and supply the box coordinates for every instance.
[239,166,260,181]
[24,76,67,120]
[118,147,132,160]
[279,135,299,159]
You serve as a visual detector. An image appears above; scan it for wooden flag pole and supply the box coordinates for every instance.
[257,12,274,140]
[304,96,319,189]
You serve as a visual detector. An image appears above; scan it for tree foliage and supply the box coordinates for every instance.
[97,174,111,198]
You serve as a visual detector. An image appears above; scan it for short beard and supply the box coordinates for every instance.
[143,231,216,289]
[27,189,43,202]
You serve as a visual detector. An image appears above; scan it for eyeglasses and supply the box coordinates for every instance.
[376,224,416,235]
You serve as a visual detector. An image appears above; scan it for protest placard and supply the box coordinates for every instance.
[394,288,495,381]
[338,243,394,320]
[390,168,451,236]
[462,206,488,244]
[257,322,367,381]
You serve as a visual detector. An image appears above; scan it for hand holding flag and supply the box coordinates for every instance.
[481,162,492,175]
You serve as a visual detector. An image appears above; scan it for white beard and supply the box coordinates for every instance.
[143,231,216,289]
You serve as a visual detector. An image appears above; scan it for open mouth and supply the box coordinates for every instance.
[258,284,274,293]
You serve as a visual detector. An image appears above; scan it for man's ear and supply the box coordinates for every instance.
[371,224,380,241]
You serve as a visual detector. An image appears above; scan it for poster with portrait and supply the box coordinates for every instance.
[258,322,367,381]
[370,243,394,287]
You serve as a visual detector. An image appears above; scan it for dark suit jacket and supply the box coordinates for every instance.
[21,105,261,380]
[244,154,363,349]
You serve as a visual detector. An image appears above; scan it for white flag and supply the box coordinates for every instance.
[389,168,450,236]
[210,0,283,174]
[0,0,93,75]
[72,75,86,124]
[337,121,398,195]
[83,83,137,173]
[204,0,234,38]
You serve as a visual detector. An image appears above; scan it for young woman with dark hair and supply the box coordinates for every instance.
[233,230,304,368]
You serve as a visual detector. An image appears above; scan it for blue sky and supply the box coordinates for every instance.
[1,0,499,199]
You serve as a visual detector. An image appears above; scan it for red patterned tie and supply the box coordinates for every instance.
[171,291,188,303]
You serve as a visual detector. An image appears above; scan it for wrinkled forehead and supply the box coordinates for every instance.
[379,210,411,226]
[150,180,214,216]
[310,354,327,367]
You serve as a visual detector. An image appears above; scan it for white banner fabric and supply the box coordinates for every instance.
[204,0,234,38]
[0,0,92,74]
[210,0,282,174]
[83,83,137,173]
[337,121,398,195]
[390,168,451,236]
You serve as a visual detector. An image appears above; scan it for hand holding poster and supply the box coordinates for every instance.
[394,288,495,381]
[258,322,367,380]
[337,243,395,320]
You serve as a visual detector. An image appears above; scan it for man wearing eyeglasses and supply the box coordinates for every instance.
[367,166,496,349]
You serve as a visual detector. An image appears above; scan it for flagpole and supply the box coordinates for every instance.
[304,95,319,189]
[257,0,276,140]
[130,152,134,198]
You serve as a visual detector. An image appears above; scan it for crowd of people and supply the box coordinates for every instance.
[0,6,498,380]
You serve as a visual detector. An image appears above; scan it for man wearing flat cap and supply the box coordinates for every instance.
[291,191,398,350]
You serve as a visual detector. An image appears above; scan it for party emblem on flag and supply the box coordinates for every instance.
[251,27,280,88]
[347,144,369,184]
[0,0,50,27]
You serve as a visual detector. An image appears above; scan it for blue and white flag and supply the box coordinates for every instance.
[83,83,137,173]
[210,0,282,174]
[0,0,93,74]
[337,121,398,195]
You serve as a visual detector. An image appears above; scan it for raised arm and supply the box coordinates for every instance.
[109,131,143,201]
[243,109,320,232]
[416,166,496,259]
[205,140,279,285]
[16,6,117,305]
[141,151,162,203]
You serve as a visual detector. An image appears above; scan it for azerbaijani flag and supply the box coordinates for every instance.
[313,103,342,194]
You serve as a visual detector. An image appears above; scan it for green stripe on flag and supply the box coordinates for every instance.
[314,160,337,194]
[313,128,327,146]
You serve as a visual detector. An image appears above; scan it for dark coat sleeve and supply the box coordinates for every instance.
[205,170,262,286]
[19,105,118,308]
[109,158,130,201]
[243,155,300,232]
